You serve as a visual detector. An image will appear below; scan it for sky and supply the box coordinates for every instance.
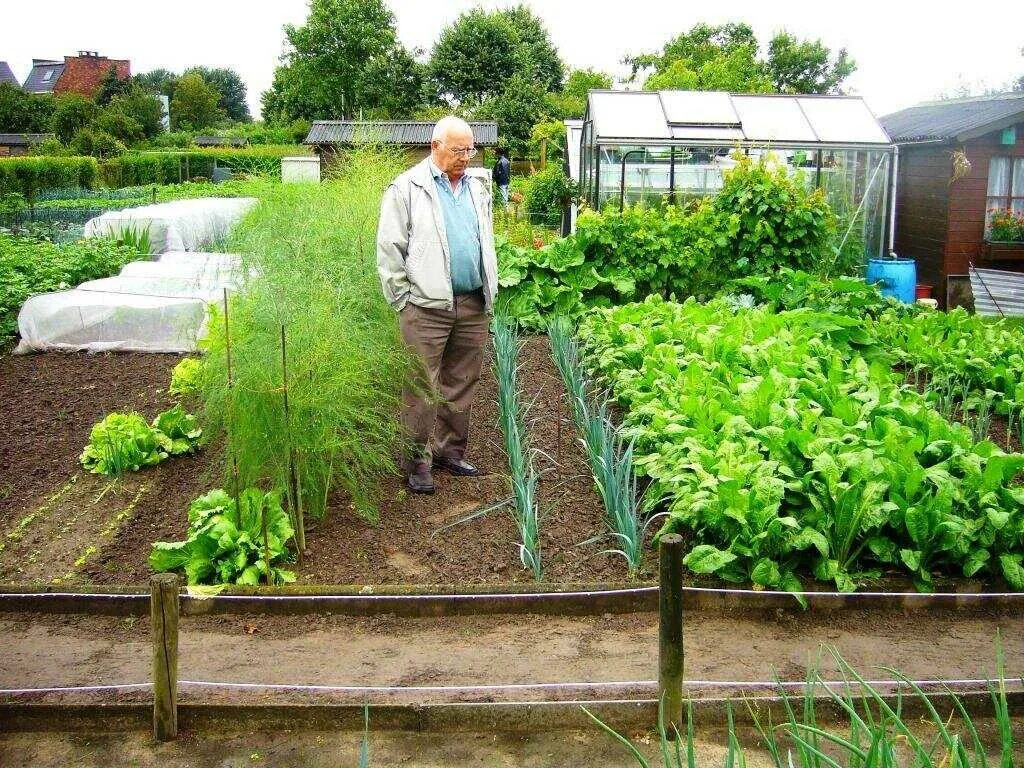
[1,0,1022,120]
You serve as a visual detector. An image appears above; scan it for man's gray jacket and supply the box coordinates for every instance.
[376,158,498,313]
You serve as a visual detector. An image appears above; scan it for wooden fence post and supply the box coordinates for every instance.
[658,533,684,738]
[150,573,179,741]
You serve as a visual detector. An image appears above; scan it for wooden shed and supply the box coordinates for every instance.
[882,93,1024,302]
[0,133,55,157]
[304,121,498,176]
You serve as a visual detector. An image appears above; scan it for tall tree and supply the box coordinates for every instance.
[185,66,250,122]
[50,94,99,143]
[502,5,563,91]
[626,23,855,95]
[170,72,224,131]
[262,0,420,123]
[0,83,55,133]
[429,6,563,106]
[108,86,165,138]
[475,73,550,156]
[547,68,613,119]
[96,64,130,106]
[134,68,178,100]
[765,33,855,94]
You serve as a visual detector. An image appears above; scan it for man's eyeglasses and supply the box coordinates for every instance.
[438,141,477,159]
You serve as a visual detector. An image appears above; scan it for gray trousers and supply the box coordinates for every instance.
[398,291,489,468]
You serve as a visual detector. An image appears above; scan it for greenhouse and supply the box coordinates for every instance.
[577,90,896,259]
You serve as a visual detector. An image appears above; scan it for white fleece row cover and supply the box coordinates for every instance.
[15,252,245,354]
[83,197,258,253]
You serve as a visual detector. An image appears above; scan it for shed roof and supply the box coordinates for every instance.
[0,62,19,88]
[0,132,54,145]
[881,92,1024,144]
[306,121,499,146]
[23,59,64,93]
[584,90,892,147]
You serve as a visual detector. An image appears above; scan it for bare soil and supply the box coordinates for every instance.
[0,339,618,587]
[1,606,1020,704]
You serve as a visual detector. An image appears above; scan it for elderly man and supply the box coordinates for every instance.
[376,116,498,494]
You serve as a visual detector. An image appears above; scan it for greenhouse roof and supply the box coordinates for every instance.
[584,90,892,147]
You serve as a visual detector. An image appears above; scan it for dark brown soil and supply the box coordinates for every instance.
[0,339,616,586]
[0,351,184,526]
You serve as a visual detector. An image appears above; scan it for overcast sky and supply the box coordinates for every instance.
[2,1,1022,119]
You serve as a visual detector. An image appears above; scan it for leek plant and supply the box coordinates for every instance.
[586,643,1017,768]
[201,148,412,522]
[492,314,542,578]
[550,317,646,574]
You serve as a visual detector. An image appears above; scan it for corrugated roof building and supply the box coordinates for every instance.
[0,133,55,156]
[306,120,499,171]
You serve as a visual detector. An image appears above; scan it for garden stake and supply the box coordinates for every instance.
[222,289,242,531]
[150,573,179,741]
[658,533,684,739]
[281,324,305,561]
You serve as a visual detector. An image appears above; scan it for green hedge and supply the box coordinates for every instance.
[100,146,305,187]
[0,157,100,201]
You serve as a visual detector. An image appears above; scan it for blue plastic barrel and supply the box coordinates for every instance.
[866,258,916,304]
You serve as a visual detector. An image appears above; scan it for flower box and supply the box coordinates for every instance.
[982,240,1024,261]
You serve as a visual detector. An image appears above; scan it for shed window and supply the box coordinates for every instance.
[987,157,1024,224]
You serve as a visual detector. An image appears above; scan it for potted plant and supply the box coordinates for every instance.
[984,209,1024,261]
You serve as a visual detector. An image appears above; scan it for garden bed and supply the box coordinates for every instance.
[0,339,621,587]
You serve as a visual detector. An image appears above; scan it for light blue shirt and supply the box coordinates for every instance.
[428,159,483,295]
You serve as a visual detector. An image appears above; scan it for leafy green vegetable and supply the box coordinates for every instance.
[150,487,296,586]
[578,292,1024,592]
[497,153,837,329]
[80,406,202,476]
[168,357,203,397]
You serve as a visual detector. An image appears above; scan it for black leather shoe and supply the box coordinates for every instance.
[407,462,435,494]
[432,456,480,477]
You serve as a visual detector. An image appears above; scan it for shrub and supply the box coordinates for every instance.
[498,153,839,328]
[0,156,100,200]
[70,128,127,160]
[100,146,300,187]
[0,232,137,341]
[522,165,576,227]
[50,94,99,144]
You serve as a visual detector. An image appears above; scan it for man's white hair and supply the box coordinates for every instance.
[432,116,473,142]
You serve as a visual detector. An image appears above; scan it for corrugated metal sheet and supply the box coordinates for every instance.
[306,121,499,146]
[882,93,1024,144]
[0,133,54,145]
[969,266,1024,317]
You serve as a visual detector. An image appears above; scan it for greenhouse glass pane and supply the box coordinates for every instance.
[591,92,670,140]
[797,97,890,144]
[660,91,738,125]
[732,96,817,143]
[596,145,673,209]
[670,126,744,141]
[671,146,731,198]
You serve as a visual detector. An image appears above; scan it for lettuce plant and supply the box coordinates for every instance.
[150,488,295,586]
[80,406,201,476]
[168,357,203,397]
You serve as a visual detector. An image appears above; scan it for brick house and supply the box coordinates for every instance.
[23,51,130,98]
